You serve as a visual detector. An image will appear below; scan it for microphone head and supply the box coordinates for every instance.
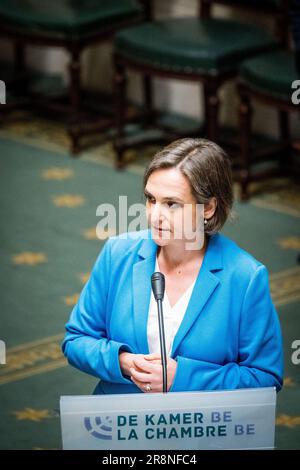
[151,271,165,301]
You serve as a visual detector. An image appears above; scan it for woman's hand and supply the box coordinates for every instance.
[119,352,151,377]
[129,353,177,393]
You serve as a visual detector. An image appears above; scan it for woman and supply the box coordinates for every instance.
[62,138,283,395]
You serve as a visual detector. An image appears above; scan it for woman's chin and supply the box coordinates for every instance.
[151,229,172,245]
[153,238,171,246]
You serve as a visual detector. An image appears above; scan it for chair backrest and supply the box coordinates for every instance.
[200,0,286,15]
[290,0,300,72]
[137,0,153,21]
[138,0,290,45]
[199,0,290,45]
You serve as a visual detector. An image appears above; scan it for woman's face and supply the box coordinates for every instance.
[144,168,204,248]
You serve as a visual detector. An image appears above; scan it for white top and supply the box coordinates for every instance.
[147,256,197,357]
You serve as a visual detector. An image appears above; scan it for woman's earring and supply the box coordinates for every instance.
[204,218,208,225]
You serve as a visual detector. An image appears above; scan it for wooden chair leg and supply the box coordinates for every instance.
[142,74,154,127]
[114,56,127,169]
[199,0,212,18]
[13,41,27,98]
[203,80,220,142]
[14,41,25,74]
[238,85,253,201]
[68,47,81,155]
[279,110,291,173]
[202,83,209,137]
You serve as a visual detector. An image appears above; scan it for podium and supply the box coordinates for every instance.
[60,387,276,450]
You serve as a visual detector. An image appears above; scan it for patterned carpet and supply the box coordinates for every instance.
[0,114,299,449]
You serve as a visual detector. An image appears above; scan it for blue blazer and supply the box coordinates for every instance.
[62,229,283,395]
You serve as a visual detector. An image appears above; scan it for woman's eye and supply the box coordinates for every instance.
[145,195,181,209]
[146,195,155,204]
[166,202,181,209]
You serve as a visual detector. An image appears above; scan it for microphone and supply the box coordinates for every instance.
[151,272,168,393]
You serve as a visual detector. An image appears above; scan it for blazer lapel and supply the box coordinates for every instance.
[170,268,220,358]
[132,233,157,354]
[132,230,223,356]
[171,233,223,357]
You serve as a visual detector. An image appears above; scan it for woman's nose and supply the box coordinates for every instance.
[151,202,165,224]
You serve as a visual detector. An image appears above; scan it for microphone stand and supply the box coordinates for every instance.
[151,272,168,393]
[157,297,168,393]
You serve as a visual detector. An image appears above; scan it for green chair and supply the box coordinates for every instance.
[0,0,143,153]
[113,0,287,168]
[238,49,300,200]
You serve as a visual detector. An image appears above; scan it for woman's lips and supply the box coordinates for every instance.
[152,226,170,232]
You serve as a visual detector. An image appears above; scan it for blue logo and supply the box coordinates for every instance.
[84,416,113,440]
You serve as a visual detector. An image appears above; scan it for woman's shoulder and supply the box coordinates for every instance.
[216,232,266,279]
[106,229,153,258]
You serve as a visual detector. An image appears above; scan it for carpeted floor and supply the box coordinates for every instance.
[0,116,299,449]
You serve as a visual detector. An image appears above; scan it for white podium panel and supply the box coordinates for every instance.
[60,387,276,450]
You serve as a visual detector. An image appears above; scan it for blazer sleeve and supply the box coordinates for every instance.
[61,237,134,385]
[169,265,284,393]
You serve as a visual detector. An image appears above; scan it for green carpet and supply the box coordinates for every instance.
[0,130,299,449]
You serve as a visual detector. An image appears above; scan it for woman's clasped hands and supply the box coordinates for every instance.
[119,352,177,393]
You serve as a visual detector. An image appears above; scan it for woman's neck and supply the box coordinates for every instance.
[157,235,208,271]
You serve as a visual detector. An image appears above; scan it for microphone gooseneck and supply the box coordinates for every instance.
[151,272,168,393]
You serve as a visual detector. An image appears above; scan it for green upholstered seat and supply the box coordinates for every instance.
[0,0,142,36]
[114,18,277,75]
[240,50,298,101]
